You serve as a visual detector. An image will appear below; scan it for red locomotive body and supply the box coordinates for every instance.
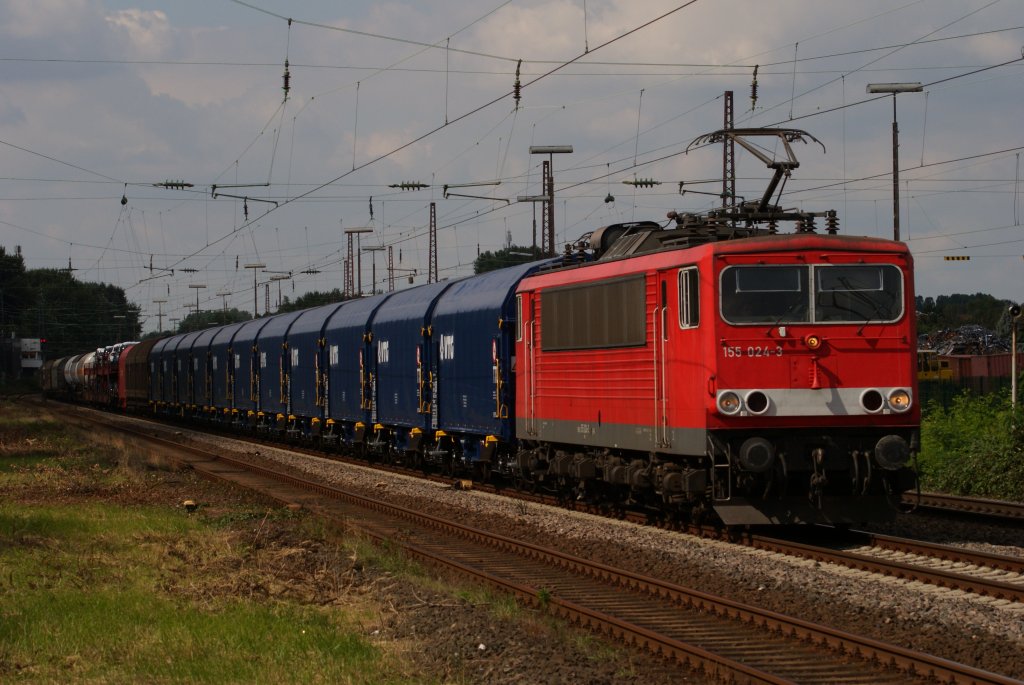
[515,231,918,525]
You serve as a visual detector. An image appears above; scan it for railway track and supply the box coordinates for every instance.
[746,529,1024,604]
[54,399,1024,608]
[59,404,1020,685]
[902,491,1024,524]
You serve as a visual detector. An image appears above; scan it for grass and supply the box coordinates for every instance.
[0,582,386,683]
[0,401,669,684]
[0,404,416,684]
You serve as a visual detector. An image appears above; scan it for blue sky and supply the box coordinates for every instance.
[1,0,1022,332]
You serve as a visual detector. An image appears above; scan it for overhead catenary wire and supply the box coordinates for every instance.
[12,1,1024,320]
[155,1,703,277]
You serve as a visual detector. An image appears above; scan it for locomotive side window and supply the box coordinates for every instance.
[541,275,646,350]
[721,266,809,324]
[678,267,699,329]
[815,265,902,322]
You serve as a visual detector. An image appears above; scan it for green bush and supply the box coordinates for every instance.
[919,391,1024,500]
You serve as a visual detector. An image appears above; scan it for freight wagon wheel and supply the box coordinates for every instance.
[412,451,428,473]
[472,461,491,485]
[517,475,538,494]
[442,456,458,478]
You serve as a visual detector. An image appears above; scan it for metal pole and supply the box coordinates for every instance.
[891,93,900,242]
[867,84,921,242]
[153,299,166,333]
[244,264,266,318]
[356,234,363,295]
[545,158,555,256]
[1013,320,1018,409]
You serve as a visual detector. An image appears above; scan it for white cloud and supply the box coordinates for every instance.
[3,0,1024,323]
[105,9,172,56]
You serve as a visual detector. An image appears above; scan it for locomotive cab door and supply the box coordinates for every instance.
[517,292,537,436]
[653,273,671,448]
[655,266,701,453]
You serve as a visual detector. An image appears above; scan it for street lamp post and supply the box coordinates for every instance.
[269,275,289,310]
[866,83,922,242]
[188,284,206,315]
[364,246,384,295]
[153,299,167,333]
[344,227,374,295]
[244,263,266,317]
[522,145,572,257]
[1011,304,1022,409]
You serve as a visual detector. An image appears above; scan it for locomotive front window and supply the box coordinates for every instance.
[721,266,809,324]
[815,265,902,322]
[721,263,904,325]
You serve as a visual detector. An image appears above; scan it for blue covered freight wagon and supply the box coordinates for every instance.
[286,302,347,437]
[255,310,305,432]
[209,321,248,417]
[191,326,221,412]
[230,317,274,423]
[323,294,392,445]
[370,280,457,454]
[174,330,205,409]
[429,261,554,464]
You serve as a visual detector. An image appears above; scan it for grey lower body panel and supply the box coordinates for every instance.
[516,417,706,456]
[713,495,899,525]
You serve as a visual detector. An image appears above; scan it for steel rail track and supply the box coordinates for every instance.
[59,402,1024,607]
[61,405,1021,685]
[744,531,1024,604]
[902,492,1024,523]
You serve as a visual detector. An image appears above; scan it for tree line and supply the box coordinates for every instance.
[0,247,141,359]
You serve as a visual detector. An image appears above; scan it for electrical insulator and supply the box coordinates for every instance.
[825,210,838,235]
[388,182,428,191]
[282,59,291,100]
[243,198,249,221]
[513,59,522,109]
[623,178,661,188]
[750,64,759,111]
[157,179,193,189]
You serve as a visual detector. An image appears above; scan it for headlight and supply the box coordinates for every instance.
[860,389,885,413]
[744,390,770,415]
[887,388,912,412]
[717,391,742,415]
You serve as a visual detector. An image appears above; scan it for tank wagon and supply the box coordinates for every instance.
[47,127,920,525]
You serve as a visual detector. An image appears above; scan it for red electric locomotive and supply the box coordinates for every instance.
[512,129,918,525]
